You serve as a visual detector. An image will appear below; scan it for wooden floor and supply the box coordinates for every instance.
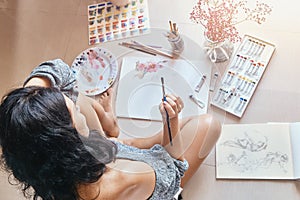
[1,0,300,199]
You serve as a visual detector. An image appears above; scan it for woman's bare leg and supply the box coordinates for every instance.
[76,88,119,137]
[129,114,221,186]
[124,114,221,179]
[96,88,119,137]
[179,114,221,187]
[76,93,103,132]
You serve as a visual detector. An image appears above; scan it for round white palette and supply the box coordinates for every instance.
[71,47,118,96]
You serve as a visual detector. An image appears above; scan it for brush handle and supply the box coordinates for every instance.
[164,96,173,146]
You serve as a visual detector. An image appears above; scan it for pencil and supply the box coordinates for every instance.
[132,40,174,58]
[127,45,157,56]
[119,42,157,56]
[161,77,173,145]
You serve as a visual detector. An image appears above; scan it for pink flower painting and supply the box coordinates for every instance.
[135,60,168,78]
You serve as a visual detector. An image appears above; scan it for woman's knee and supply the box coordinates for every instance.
[197,114,222,158]
[201,114,221,137]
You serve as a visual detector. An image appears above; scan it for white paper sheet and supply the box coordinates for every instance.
[116,56,211,120]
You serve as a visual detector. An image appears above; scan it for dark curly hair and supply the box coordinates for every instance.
[0,86,117,200]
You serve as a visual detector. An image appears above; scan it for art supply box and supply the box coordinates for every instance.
[211,35,276,117]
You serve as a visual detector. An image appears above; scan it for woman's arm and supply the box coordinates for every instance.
[24,76,51,87]
[122,94,185,161]
[159,94,184,161]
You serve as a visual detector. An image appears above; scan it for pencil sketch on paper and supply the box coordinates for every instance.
[224,150,289,173]
[221,131,268,152]
[218,130,289,174]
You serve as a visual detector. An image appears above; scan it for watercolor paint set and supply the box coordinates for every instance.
[210,35,276,118]
[88,0,150,45]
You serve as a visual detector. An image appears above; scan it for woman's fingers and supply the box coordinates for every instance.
[165,94,184,113]
[159,94,184,119]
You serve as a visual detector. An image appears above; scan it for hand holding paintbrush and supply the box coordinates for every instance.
[159,78,187,160]
[161,77,173,145]
[160,78,184,147]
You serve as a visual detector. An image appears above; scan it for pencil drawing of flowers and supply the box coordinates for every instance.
[190,0,272,43]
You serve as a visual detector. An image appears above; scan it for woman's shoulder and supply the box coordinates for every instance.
[78,159,156,200]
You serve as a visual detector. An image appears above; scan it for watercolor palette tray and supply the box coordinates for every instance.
[88,0,150,45]
[71,47,118,96]
[210,35,276,118]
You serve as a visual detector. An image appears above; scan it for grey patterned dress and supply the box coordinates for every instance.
[114,141,188,200]
[23,59,79,103]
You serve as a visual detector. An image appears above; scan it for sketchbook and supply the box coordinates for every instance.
[115,56,211,121]
[216,122,300,180]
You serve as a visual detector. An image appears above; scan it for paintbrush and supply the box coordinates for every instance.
[161,77,173,145]
[169,20,174,33]
[132,40,174,58]
[119,42,157,56]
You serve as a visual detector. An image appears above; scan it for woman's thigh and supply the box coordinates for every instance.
[179,114,221,186]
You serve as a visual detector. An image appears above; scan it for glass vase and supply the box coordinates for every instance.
[203,36,234,63]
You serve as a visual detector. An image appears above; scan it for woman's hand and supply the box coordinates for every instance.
[159,94,184,119]
[159,94,185,160]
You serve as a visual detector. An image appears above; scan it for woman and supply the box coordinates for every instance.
[22,59,119,138]
[0,59,221,200]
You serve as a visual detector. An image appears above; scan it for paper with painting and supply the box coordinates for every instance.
[216,122,300,180]
[116,56,211,121]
